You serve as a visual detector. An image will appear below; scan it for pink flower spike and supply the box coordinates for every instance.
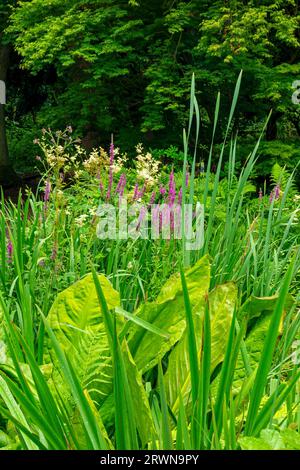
[116,173,127,197]
[168,169,176,207]
[159,186,166,196]
[133,183,139,201]
[149,191,156,205]
[7,240,13,263]
[185,171,189,187]
[44,179,51,203]
[178,187,183,205]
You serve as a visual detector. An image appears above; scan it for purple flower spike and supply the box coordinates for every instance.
[168,169,176,207]
[185,171,189,187]
[116,173,127,197]
[270,185,280,203]
[178,187,183,205]
[259,188,263,200]
[136,205,147,231]
[138,184,146,199]
[97,171,104,192]
[44,179,51,203]
[7,240,13,263]
[159,186,166,196]
[133,183,139,201]
[149,191,156,205]
[51,245,58,261]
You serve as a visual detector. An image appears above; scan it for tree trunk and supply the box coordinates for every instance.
[0,43,18,185]
[266,111,282,141]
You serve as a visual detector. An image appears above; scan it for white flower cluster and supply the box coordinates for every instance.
[75,214,89,227]
[135,143,160,187]
[83,147,109,175]
[45,145,69,169]
[112,148,128,174]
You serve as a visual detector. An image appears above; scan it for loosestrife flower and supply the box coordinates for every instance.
[168,169,176,234]
[152,205,162,235]
[7,240,13,263]
[136,205,147,232]
[51,245,57,261]
[168,169,176,207]
[275,185,280,199]
[44,179,51,213]
[159,186,166,196]
[115,173,127,197]
[133,183,139,201]
[178,187,183,205]
[96,170,104,192]
[149,191,156,205]
[259,188,263,200]
[270,185,280,203]
[138,184,146,199]
[185,171,189,187]
[44,179,51,203]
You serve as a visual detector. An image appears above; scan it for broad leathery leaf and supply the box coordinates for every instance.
[83,390,114,449]
[239,429,284,450]
[47,273,155,444]
[239,294,294,321]
[281,429,300,450]
[94,340,156,445]
[164,282,237,413]
[209,283,237,371]
[239,435,272,450]
[47,273,120,350]
[47,273,120,408]
[234,293,294,394]
[122,340,156,445]
[0,375,38,450]
[240,428,300,450]
[233,315,270,394]
[128,255,211,374]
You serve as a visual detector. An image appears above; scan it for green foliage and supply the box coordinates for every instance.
[46,273,120,407]
[5,0,300,152]
[239,428,300,450]
[0,73,300,451]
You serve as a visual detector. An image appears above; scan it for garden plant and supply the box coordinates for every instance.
[0,72,299,451]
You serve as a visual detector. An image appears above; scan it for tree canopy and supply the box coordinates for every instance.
[2,0,300,166]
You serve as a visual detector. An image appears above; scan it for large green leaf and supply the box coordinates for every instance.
[233,314,270,394]
[46,273,155,444]
[234,292,295,395]
[47,273,120,408]
[164,282,237,413]
[128,255,211,374]
[0,375,37,450]
[239,428,300,450]
[240,294,294,322]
